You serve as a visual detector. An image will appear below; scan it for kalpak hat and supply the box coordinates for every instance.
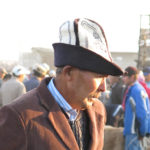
[53,18,123,76]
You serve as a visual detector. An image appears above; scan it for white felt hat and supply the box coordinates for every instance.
[53,18,123,76]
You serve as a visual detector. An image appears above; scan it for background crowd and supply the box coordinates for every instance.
[1,64,150,126]
[0,64,56,107]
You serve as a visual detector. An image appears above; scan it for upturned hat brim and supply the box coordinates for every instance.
[53,43,124,76]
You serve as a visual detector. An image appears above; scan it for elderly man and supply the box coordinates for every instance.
[0,18,123,150]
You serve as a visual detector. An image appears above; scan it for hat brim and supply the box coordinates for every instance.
[53,43,124,76]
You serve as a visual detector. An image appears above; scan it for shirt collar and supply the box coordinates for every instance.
[47,78,78,121]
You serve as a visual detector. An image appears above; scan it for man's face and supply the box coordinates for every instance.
[68,68,107,110]
[122,75,133,86]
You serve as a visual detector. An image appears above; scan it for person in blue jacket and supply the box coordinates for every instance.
[122,66,150,150]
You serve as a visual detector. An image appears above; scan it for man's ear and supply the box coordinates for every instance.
[62,65,74,81]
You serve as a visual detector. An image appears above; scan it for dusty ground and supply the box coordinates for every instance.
[103,125,150,150]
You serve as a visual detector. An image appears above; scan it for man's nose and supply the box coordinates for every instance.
[98,78,106,92]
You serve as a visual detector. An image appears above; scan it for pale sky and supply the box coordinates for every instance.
[0,0,150,61]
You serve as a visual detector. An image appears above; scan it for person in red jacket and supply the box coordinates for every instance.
[138,70,150,100]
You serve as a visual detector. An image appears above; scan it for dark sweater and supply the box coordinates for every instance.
[69,111,90,150]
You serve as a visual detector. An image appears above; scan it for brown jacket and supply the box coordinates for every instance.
[0,77,106,150]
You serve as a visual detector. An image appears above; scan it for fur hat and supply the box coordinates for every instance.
[53,18,123,76]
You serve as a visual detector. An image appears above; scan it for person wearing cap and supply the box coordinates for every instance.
[122,66,150,150]
[0,67,7,88]
[0,67,7,107]
[143,66,150,88]
[0,18,123,150]
[24,64,47,92]
[0,65,28,106]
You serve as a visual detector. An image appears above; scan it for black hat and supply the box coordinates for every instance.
[53,18,124,76]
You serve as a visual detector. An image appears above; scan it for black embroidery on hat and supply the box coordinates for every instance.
[59,21,72,44]
[81,20,102,42]
[81,20,107,53]
[74,19,80,46]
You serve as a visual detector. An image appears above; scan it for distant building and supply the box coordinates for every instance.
[111,52,138,70]
[19,47,55,70]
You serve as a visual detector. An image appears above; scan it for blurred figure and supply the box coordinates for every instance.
[3,73,12,82]
[0,67,7,107]
[122,66,150,150]
[109,76,125,105]
[0,67,7,88]
[1,65,28,105]
[143,66,150,88]
[49,69,56,77]
[138,70,150,99]
[41,63,50,77]
[103,76,125,127]
[24,64,47,92]
[105,104,124,127]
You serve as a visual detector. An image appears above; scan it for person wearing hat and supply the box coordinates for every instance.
[0,18,123,150]
[143,66,150,88]
[0,65,28,106]
[122,66,150,150]
[0,67,7,88]
[24,64,48,92]
[0,67,7,107]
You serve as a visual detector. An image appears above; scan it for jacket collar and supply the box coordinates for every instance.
[36,77,79,150]
[87,101,106,150]
[36,77,105,150]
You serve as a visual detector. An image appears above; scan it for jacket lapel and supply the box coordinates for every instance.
[87,100,106,150]
[48,107,79,150]
[37,78,79,150]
